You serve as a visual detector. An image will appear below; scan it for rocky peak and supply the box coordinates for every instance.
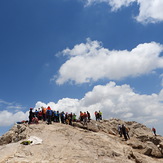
[0,119,163,163]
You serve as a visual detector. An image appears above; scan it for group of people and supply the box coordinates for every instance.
[29,106,102,125]
[117,124,157,141]
[29,107,101,126]
[118,124,130,141]
[94,111,102,121]
[29,106,78,125]
[29,107,158,141]
[29,107,104,126]
[79,111,91,125]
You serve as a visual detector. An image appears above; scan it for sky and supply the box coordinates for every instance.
[0,0,163,136]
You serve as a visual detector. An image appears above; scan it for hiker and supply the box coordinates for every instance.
[29,108,34,124]
[80,111,84,122]
[87,111,91,122]
[125,126,130,139]
[95,111,98,121]
[65,112,69,124]
[152,127,157,136]
[83,112,88,126]
[46,106,52,125]
[35,109,39,118]
[121,124,128,141]
[42,107,47,121]
[68,113,73,125]
[53,110,57,122]
[99,110,102,120]
[72,113,77,122]
[38,110,43,120]
[118,124,122,137]
[56,111,60,122]
[60,111,65,124]
[95,111,101,121]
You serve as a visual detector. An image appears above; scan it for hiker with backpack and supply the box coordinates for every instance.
[80,111,84,122]
[46,106,53,125]
[99,110,102,120]
[95,111,100,121]
[83,112,88,126]
[72,113,77,122]
[121,124,128,141]
[42,107,47,121]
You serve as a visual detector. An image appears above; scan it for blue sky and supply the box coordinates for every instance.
[0,0,163,136]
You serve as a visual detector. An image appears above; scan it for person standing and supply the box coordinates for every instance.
[80,111,84,122]
[28,108,34,124]
[87,111,91,122]
[118,124,122,137]
[152,127,157,136]
[42,107,47,121]
[94,111,98,121]
[121,124,128,141]
[60,111,65,124]
[125,126,130,139]
[46,106,52,125]
[83,112,88,126]
[99,110,102,120]
[56,111,60,122]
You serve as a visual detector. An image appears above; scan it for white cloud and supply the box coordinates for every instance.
[0,82,163,128]
[56,39,163,84]
[0,110,28,126]
[34,99,80,113]
[136,0,163,23]
[84,0,163,23]
[0,99,28,126]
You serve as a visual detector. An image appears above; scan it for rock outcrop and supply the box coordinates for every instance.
[0,119,163,163]
[0,124,27,145]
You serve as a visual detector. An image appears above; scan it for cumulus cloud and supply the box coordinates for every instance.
[0,110,28,126]
[84,0,163,23]
[34,99,80,113]
[0,99,28,126]
[136,0,163,23]
[33,82,163,126]
[56,39,163,84]
[0,82,163,128]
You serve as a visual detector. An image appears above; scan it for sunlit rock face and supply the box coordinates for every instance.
[0,119,163,163]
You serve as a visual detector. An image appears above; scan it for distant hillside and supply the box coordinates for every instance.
[0,119,163,163]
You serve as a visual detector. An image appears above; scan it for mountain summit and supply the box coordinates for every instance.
[0,119,163,163]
